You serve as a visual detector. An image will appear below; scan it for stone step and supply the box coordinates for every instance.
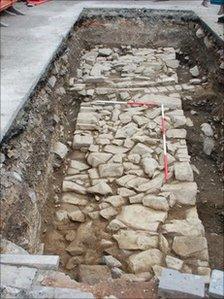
[27,286,95,299]
[0,254,59,270]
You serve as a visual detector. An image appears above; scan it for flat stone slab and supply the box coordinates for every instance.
[27,287,95,299]
[209,269,224,298]
[1,265,37,289]
[0,254,59,270]
[158,268,205,298]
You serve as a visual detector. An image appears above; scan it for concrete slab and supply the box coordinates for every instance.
[1,0,223,141]
[209,269,224,298]
[0,254,59,270]
[27,286,95,299]
[158,268,205,298]
[0,265,37,289]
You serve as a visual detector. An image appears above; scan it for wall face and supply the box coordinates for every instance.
[1,9,223,254]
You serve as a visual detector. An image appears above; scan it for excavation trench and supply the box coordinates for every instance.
[1,9,223,287]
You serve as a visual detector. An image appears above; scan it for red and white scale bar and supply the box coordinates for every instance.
[92,100,169,181]
[161,104,169,182]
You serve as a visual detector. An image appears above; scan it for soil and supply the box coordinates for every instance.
[1,10,223,293]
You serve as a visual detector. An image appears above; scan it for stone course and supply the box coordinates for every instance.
[52,45,210,283]
[0,45,210,297]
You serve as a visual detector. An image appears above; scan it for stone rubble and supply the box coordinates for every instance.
[51,46,209,284]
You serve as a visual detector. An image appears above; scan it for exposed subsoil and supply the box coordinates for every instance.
[1,11,223,294]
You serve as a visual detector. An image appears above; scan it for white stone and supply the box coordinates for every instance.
[165,255,184,270]
[104,195,126,207]
[172,236,208,259]
[0,254,59,270]
[104,145,129,154]
[174,162,194,182]
[55,210,68,221]
[166,129,187,139]
[100,207,117,220]
[99,163,123,178]
[201,123,214,137]
[117,204,167,231]
[73,135,93,149]
[87,153,112,167]
[70,160,89,172]
[128,249,163,273]
[107,219,127,232]
[99,48,113,56]
[102,255,122,268]
[115,123,138,139]
[113,230,158,250]
[161,182,197,205]
[129,193,144,204]
[68,209,85,222]
[190,66,200,77]
[62,193,88,206]
[162,219,204,236]
[62,181,86,194]
[203,137,214,155]
[87,181,112,195]
[1,265,37,289]
[142,157,158,178]
[130,143,153,156]
[196,28,205,38]
[143,195,169,211]
[138,173,164,193]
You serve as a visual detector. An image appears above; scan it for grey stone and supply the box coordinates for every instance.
[161,182,198,205]
[52,142,68,159]
[190,66,200,77]
[203,137,215,155]
[209,270,224,298]
[196,28,205,38]
[107,219,127,232]
[137,173,164,193]
[99,163,123,178]
[62,193,88,206]
[104,195,126,207]
[28,287,94,299]
[130,143,153,156]
[62,181,86,194]
[48,76,57,88]
[0,238,28,255]
[158,268,205,298]
[87,153,112,167]
[70,160,90,172]
[201,123,214,137]
[142,157,158,178]
[99,48,113,56]
[166,129,187,139]
[1,265,37,289]
[102,255,122,268]
[174,162,194,182]
[73,135,93,149]
[0,254,59,270]
[100,207,117,220]
[87,181,112,195]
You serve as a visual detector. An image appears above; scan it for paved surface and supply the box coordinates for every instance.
[0,0,223,141]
